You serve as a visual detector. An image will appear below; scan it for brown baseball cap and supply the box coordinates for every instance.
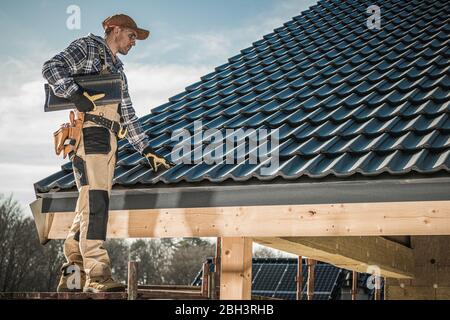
[102,14,150,40]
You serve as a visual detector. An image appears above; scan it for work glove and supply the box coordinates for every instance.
[68,88,105,113]
[142,146,175,173]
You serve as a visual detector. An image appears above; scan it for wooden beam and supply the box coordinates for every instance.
[220,237,252,300]
[254,236,414,279]
[41,200,450,241]
[30,198,53,245]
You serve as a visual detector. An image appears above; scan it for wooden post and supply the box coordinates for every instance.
[201,261,210,297]
[127,261,138,300]
[220,237,252,300]
[296,256,303,300]
[374,276,382,300]
[208,265,216,300]
[352,271,358,300]
[307,258,316,300]
[215,237,222,299]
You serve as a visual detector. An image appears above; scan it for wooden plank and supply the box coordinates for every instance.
[137,285,201,291]
[0,290,205,300]
[220,237,252,300]
[44,200,450,240]
[0,292,127,300]
[254,236,414,279]
[137,289,206,300]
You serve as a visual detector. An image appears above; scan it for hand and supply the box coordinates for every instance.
[143,146,174,172]
[69,89,105,113]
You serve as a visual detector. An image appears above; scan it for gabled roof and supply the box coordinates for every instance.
[35,0,449,201]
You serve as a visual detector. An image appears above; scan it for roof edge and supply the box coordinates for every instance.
[38,176,450,213]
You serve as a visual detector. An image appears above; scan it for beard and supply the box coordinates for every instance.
[118,45,131,55]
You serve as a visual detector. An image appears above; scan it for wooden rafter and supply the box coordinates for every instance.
[254,236,414,279]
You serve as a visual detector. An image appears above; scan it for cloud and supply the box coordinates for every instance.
[0,162,58,216]
[125,63,211,115]
[133,0,315,67]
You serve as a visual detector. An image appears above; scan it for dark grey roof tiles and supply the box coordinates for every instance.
[35,0,450,193]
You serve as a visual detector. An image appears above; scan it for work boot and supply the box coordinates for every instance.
[83,277,126,293]
[57,265,86,292]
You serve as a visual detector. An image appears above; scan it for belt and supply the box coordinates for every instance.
[84,113,125,137]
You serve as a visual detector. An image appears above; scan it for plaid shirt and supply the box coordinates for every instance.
[42,33,149,154]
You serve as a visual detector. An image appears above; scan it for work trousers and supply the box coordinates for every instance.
[61,103,120,280]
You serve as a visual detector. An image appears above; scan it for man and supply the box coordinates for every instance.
[42,14,172,293]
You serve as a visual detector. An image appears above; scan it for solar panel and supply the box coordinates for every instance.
[193,257,375,300]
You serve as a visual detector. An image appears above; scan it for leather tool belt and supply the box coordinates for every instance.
[84,113,126,138]
[53,112,127,159]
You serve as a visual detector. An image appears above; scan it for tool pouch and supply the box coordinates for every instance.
[53,124,70,157]
[53,111,84,159]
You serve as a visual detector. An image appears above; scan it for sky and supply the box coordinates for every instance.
[0,0,317,214]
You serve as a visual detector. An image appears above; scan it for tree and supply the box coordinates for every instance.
[165,238,215,285]
[0,194,64,292]
[104,239,129,282]
[253,245,290,258]
[0,194,227,291]
[129,238,173,285]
